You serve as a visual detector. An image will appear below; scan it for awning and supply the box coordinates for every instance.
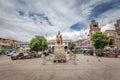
[25,47,30,50]
[1,46,17,51]
[0,43,11,46]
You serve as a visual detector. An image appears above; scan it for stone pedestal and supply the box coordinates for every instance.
[53,45,66,62]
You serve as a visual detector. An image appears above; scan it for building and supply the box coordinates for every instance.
[0,37,29,48]
[75,39,90,47]
[0,38,7,43]
[89,19,120,48]
[104,30,118,47]
[89,20,101,36]
[48,39,72,48]
[114,19,120,48]
[17,41,29,48]
[4,38,19,47]
[104,19,120,48]
[115,19,120,35]
[75,19,120,49]
[75,20,101,48]
[89,20,101,47]
[80,38,90,47]
[74,38,92,51]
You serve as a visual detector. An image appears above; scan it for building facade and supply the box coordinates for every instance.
[104,30,117,47]
[48,39,72,48]
[104,19,120,48]
[114,19,120,48]
[89,20,101,47]
[89,19,120,48]
[0,37,29,48]
[75,39,90,47]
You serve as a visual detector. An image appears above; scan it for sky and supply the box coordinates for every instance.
[0,0,120,42]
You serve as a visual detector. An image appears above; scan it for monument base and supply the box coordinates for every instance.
[53,45,66,63]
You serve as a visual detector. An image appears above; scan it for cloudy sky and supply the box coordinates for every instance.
[0,0,120,42]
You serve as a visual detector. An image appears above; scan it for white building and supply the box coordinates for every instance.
[48,39,72,48]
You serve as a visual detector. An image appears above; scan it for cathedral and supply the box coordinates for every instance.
[89,19,120,48]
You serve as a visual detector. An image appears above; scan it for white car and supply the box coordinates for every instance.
[38,51,42,55]
[7,51,16,56]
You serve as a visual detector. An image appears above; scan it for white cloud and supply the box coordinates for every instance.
[101,24,115,32]
[97,8,120,32]
[0,0,120,42]
[61,29,89,41]
[47,29,89,41]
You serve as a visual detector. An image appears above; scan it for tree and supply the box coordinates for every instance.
[68,42,76,50]
[29,36,48,52]
[91,32,110,50]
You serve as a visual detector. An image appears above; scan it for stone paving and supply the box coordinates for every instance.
[0,54,120,80]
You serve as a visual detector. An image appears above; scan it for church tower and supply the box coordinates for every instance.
[115,19,120,35]
[114,19,120,48]
[89,20,101,36]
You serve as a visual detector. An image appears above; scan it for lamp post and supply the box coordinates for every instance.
[42,41,45,65]
[46,34,51,61]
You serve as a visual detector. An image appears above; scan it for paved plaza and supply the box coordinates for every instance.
[0,54,120,80]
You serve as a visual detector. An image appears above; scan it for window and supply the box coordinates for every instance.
[107,33,110,36]
[65,42,67,44]
[111,33,113,36]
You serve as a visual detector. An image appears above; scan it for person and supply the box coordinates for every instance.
[83,50,86,55]
[56,31,62,45]
[43,50,49,56]
[118,48,120,53]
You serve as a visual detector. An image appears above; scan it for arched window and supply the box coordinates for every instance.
[109,39,114,45]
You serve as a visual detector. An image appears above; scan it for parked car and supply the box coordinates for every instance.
[7,51,16,56]
[24,53,32,59]
[11,52,24,60]
[11,51,42,60]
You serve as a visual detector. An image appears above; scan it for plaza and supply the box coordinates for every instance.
[0,54,120,80]
[0,0,120,80]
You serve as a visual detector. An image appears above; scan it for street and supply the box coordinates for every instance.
[0,54,120,80]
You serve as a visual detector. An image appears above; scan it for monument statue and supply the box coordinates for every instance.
[53,31,66,63]
[56,31,62,45]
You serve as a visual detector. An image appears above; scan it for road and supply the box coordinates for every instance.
[0,54,120,80]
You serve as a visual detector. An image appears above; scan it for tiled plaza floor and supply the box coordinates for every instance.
[0,54,120,80]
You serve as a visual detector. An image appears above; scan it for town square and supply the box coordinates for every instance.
[0,0,120,80]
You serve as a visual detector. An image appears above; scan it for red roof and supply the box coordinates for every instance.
[0,43,11,46]
[8,37,17,41]
[81,38,90,44]
[4,38,18,43]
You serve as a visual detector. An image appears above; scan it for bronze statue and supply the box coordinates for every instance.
[56,31,62,45]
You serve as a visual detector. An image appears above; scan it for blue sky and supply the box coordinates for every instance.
[0,0,120,41]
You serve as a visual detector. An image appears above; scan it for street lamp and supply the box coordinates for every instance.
[41,41,46,65]
[45,34,51,61]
